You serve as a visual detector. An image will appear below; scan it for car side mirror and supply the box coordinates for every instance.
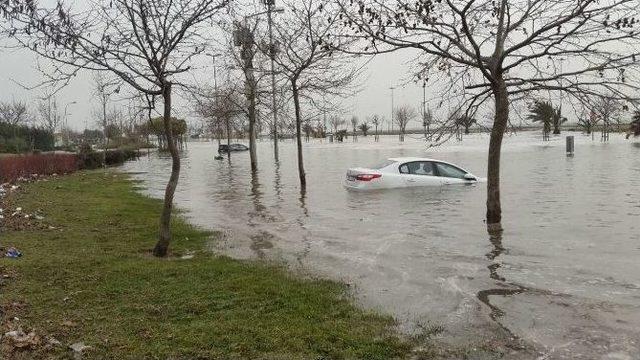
[464,173,477,181]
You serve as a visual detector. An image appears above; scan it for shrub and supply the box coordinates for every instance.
[78,146,140,170]
[335,130,348,142]
[0,153,79,182]
[0,123,54,153]
[78,143,103,170]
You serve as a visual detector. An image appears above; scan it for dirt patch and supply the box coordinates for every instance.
[0,177,56,233]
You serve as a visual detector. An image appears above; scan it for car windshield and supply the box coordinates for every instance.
[371,160,396,169]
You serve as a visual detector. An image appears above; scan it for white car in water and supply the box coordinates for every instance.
[344,157,482,190]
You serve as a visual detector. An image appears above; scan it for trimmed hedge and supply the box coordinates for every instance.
[0,153,78,182]
[78,144,140,169]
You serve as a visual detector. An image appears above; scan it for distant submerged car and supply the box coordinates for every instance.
[344,157,483,190]
[218,143,249,153]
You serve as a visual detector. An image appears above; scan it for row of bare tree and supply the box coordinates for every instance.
[3,0,640,255]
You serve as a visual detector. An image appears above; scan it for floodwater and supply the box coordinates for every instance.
[122,132,640,359]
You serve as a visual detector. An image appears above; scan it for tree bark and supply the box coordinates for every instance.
[244,50,258,171]
[225,117,231,160]
[153,82,180,257]
[486,78,509,233]
[292,80,306,188]
[247,77,258,172]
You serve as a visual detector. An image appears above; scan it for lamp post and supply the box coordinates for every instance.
[389,86,395,132]
[205,53,219,93]
[422,81,428,140]
[64,101,77,147]
[206,52,220,144]
[264,1,284,158]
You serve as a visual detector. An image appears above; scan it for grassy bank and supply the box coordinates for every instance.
[0,171,412,359]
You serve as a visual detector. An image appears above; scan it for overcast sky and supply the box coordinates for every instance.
[0,39,432,132]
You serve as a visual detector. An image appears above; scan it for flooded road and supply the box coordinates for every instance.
[122,132,640,359]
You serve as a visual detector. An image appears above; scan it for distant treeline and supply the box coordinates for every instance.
[0,122,54,153]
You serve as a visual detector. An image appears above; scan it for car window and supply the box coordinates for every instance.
[399,161,435,175]
[435,162,467,179]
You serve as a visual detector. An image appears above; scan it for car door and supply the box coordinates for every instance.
[399,161,443,187]
[434,162,469,185]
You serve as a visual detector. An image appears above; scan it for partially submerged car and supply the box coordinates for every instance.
[218,143,249,153]
[344,157,483,190]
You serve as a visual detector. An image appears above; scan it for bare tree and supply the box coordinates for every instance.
[394,105,415,142]
[194,84,244,151]
[37,95,62,133]
[422,107,434,141]
[92,73,114,149]
[3,0,228,257]
[456,114,477,135]
[336,0,640,231]
[232,20,260,171]
[272,0,358,187]
[358,121,370,136]
[302,118,313,141]
[577,107,599,139]
[592,95,623,142]
[329,115,345,135]
[370,114,381,142]
[0,100,31,126]
[350,115,358,141]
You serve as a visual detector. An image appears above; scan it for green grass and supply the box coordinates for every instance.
[0,171,412,359]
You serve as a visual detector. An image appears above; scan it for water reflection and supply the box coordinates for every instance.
[273,158,283,203]
[298,187,309,218]
[477,229,525,322]
[250,170,266,214]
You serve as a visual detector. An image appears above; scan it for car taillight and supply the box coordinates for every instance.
[355,174,382,181]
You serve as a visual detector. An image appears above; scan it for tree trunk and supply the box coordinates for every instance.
[292,81,306,188]
[247,76,258,172]
[153,82,181,257]
[487,78,509,233]
[225,117,231,159]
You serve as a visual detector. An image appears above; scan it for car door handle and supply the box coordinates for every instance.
[407,179,417,183]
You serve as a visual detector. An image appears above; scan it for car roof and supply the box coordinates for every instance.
[388,157,441,163]
[387,157,469,170]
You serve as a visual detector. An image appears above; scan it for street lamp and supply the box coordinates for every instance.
[205,53,220,92]
[205,52,221,143]
[263,4,285,157]
[389,86,395,132]
[64,101,77,146]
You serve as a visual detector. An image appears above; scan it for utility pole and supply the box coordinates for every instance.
[64,101,76,147]
[422,81,428,140]
[389,86,395,132]
[266,0,279,159]
[206,53,220,145]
